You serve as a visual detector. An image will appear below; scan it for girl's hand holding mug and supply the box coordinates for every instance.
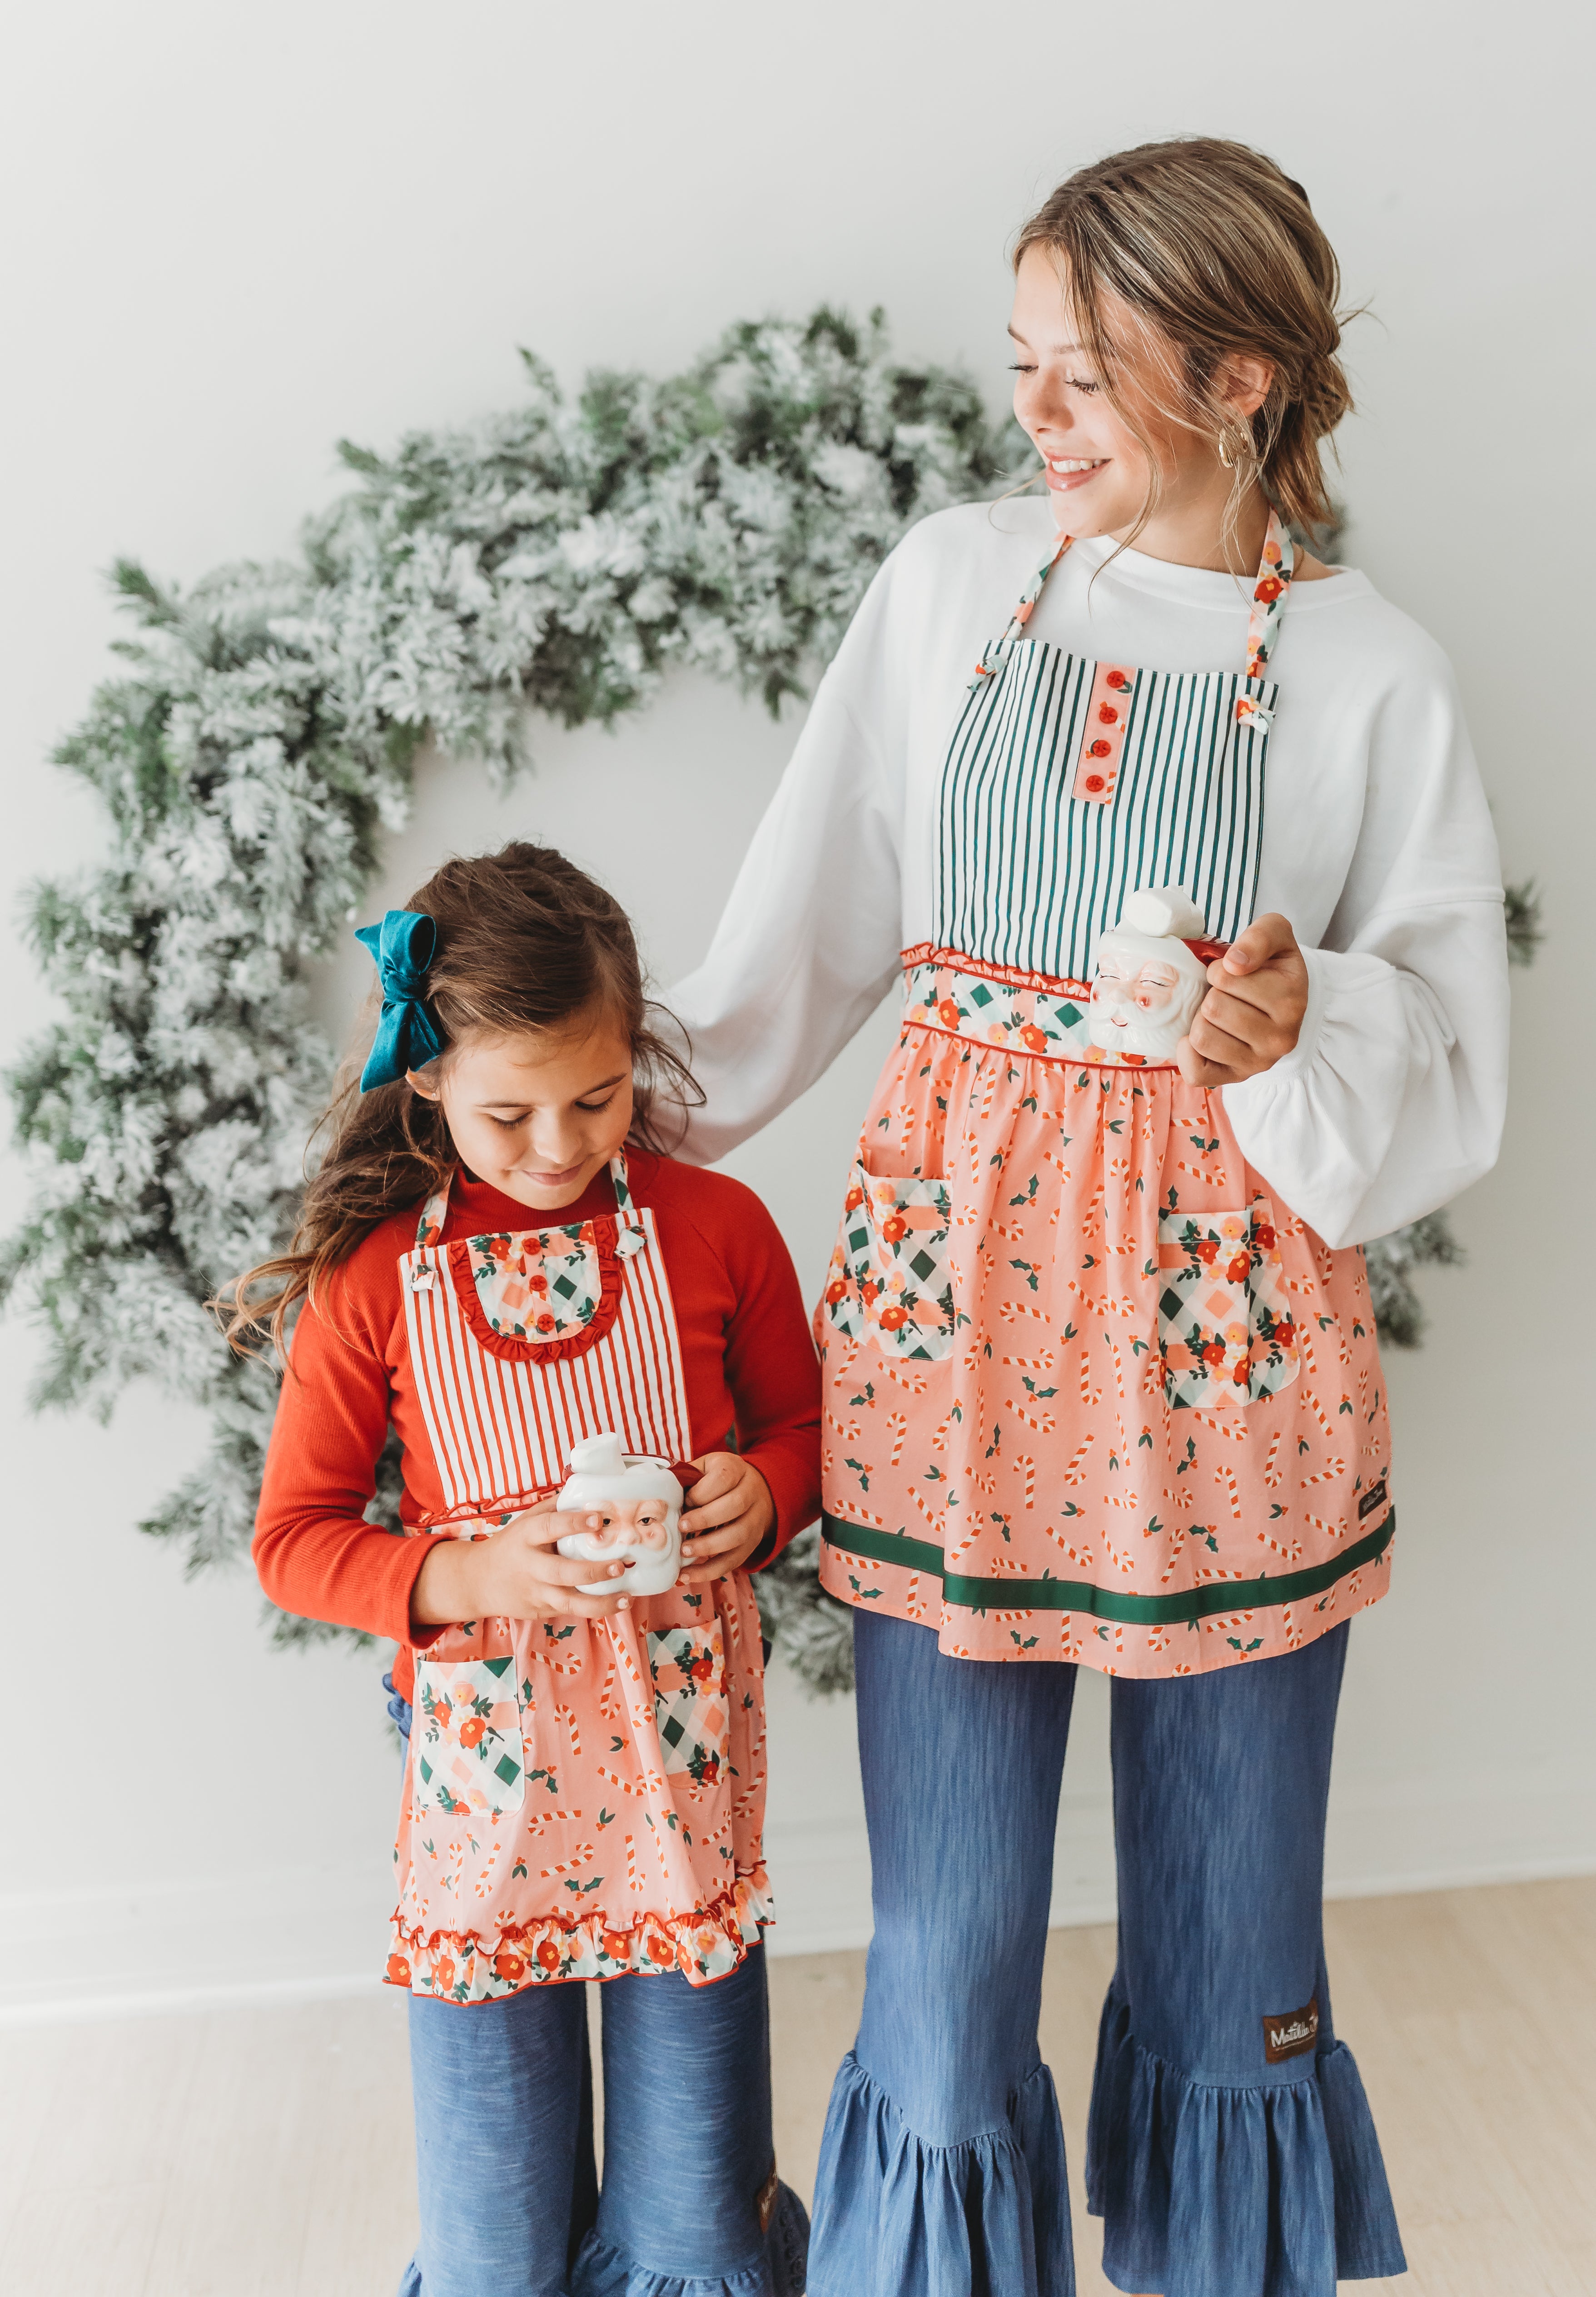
[678,1452,774,1586]
[1177,912,1310,1089]
[410,1497,634,1629]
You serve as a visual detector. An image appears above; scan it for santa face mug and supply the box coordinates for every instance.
[1089,884,1213,1064]
[555,1431,685,1599]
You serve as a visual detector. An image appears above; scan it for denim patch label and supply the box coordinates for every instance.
[1263,1995,1319,2063]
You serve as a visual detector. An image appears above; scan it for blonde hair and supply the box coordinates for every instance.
[1013,138,1356,547]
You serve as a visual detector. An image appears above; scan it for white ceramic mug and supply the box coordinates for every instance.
[554,1431,684,1599]
[1089,884,1212,1062]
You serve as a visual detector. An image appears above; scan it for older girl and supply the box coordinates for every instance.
[674,140,1507,2295]
[240,842,815,2297]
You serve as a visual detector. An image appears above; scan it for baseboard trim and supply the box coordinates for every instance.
[5,1835,1591,2024]
[0,1971,384,2030]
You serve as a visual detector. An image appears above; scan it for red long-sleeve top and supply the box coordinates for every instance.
[255,1151,821,1704]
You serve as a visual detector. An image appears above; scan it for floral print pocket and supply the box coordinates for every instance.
[412,1656,526,1819]
[821,1162,955,1362]
[646,1621,729,1788]
[1155,1199,1301,1411]
[445,1218,624,1363]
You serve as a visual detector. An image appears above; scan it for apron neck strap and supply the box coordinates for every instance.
[984,506,1294,681]
[610,1149,648,1257]
[415,1173,452,1248]
[414,1152,646,1253]
[1243,509,1295,681]
[997,530,1074,650]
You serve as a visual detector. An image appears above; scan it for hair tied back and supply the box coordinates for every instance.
[354,909,446,1090]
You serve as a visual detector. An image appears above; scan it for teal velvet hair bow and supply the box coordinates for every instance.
[354,910,446,1091]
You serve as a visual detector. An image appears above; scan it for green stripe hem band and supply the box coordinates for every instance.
[820,1510,1394,1626]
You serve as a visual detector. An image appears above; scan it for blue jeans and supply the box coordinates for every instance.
[386,1686,808,2297]
[808,1614,1405,2297]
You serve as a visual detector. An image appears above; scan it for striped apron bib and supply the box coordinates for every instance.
[817,516,1395,1679]
[386,1152,772,2003]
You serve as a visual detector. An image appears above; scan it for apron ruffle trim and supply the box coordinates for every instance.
[384,1866,775,2001]
[567,2184,810,2297]
[1085,1985,1407,2294]
[807,2053,1073,2297]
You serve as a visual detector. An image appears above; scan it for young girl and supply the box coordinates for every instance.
[671,141,1509,2294]
[239,842,817,2297]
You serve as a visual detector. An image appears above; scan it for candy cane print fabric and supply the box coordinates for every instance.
[385,1153,774,2003]
[816,515,1397,1679]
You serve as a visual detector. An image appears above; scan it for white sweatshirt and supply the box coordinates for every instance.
[670,498,1509,1249]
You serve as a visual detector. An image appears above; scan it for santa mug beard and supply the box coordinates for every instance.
[1088,933,1210,1062]
[1089,978,1203,1059]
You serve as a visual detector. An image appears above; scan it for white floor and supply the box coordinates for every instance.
[1,1879,1591,2295]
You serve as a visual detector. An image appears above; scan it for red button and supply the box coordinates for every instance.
[1098,704,1119,724]
[1106,670,1129,690]
[1088,738,1112,757]
[1084,773,1106,793]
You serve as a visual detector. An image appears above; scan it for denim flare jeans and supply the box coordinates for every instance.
[806,1612,1405,2297]
[387,1685,808,2297]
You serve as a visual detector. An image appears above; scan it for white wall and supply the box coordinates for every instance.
[3,0,1591,2018]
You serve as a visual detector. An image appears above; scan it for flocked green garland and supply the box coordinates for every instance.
[0,308,1535,1696]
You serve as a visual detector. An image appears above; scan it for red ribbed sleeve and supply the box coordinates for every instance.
[253,1154,821,1668]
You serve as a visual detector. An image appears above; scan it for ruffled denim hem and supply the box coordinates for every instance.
[808,2050,1074,2296]
[1085,1986,1406,2296]
[570,2179,809,2297]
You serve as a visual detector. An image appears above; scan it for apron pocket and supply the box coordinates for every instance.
[821,1160,955,1362]
[1156,1198,1302,1411]
[412,1656,525,1818]
[647,1621,730,1787]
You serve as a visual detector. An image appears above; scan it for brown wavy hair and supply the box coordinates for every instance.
[1013,137,1357,551]
[220,840,699,1361]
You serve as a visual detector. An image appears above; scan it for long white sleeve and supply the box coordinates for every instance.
[1223,648,1508,1247]
[670,575,907,1163]
[669,501,1510,1231]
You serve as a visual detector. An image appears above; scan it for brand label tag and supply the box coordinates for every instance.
[1263,1994,1319,2064]
[1357,1476,1388,1522]
[755,2161,780,2233]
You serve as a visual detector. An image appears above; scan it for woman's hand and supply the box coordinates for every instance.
[409,1499,634,1630]
[1177,913,1309,1089]
[678,1452,775,1586]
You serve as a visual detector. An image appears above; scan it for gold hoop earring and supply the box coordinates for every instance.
[1216,433,1235,469]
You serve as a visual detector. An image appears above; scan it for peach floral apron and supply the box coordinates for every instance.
[817,516,1395,1678]
[386,1151,772,2002]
